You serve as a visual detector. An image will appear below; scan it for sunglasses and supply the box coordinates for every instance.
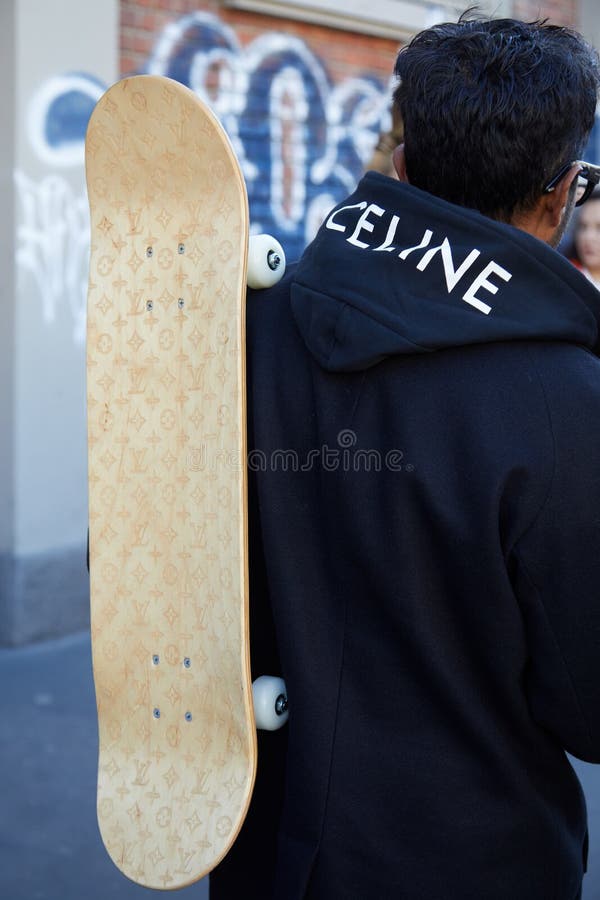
[543,160,600,207]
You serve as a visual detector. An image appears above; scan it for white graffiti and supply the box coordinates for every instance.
[15,170,89,344]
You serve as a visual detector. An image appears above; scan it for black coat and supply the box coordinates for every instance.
[211,174,600,899]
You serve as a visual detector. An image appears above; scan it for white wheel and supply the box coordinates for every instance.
[252,675,289,731]
[247,234,286,289]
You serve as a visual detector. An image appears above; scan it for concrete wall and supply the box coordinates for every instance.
[0,1,17,639]
[0,0,118,645]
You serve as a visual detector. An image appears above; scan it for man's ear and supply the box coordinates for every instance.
[392,144,409,183]
[513,163,581,243]
[545,163,581,227]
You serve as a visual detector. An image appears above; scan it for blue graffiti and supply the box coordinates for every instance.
[28,73,106,167]
[44,73,106,148]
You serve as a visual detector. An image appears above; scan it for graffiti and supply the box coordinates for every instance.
[17,71,107,343]
[26,72,106,168]
[15,171,90,344]
[18,11,392,341]
[15,10,600,342]
[145,13,392,254]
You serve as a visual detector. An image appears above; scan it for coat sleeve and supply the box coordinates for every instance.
[511,354,600,763]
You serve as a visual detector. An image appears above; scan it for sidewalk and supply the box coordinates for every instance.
[1,632,600,899]
[0,632,207,900]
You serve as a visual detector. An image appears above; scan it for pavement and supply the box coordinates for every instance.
[0,632,207,900]
[2,633,600,900]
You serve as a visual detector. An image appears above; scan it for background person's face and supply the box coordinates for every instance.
[575,199,600,272]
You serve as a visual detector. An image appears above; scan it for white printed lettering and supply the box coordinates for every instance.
[398,229,433,259]
[462,261,512,315]
[347,203,385,248]
[325,202,511,318]
[325,201,367,234]
[373,214,400,252]
[416,238,482,293]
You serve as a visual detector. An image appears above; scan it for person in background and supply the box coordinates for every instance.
[567,189,600,288]
[365,102,404,178]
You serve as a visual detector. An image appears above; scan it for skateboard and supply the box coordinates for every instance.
[85,74,286,890]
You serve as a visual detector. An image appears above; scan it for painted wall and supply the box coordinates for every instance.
[145,11,392,260]
[0,0,118,644]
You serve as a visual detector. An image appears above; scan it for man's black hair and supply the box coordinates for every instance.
[393,13,600,222]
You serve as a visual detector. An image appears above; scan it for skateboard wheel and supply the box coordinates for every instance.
[247,234,286,289]
[252,675,289,731]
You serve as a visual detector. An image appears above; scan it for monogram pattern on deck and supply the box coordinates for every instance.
[86,76,254,890]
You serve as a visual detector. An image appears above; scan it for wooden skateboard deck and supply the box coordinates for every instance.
[85,74,255,889]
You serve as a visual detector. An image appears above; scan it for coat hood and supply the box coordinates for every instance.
[291,172,600,372]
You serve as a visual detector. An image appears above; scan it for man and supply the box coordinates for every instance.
[211,14,600,900]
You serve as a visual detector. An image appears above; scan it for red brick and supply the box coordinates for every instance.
[119,0,584,85]
[121,55,138,75]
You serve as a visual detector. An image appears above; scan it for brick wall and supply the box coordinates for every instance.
[120,1,582,79]
[120,1,399,82]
